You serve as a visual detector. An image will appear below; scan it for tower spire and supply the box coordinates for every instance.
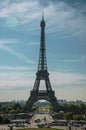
[38,12,47,71]
[42,12,44,20]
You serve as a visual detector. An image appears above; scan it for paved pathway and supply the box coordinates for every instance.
[0,125,8,130]
[0,113,86,130]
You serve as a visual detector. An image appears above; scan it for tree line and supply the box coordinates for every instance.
[0,101,86,123]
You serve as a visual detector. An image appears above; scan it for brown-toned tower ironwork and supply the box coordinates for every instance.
[25,13,58,112]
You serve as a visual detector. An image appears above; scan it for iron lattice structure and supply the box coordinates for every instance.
[25,14,58,112]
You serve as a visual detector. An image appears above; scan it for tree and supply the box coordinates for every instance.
[14,103,21,110]
[9,109,16,114]
[0,116,3,124]
[73,115,85,121]
[31,105,39,112]
[3,117,10,124]
[66,112,73,121]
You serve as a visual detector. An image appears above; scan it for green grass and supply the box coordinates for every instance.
[16,128,64,130]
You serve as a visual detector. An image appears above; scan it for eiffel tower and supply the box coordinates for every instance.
[25,13,58,112]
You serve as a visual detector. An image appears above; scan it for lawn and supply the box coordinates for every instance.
[16,128,64,130]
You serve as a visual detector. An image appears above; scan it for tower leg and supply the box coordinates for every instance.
[25,92,37,112]
[25,90,58,112]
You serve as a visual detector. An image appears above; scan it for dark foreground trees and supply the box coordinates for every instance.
[0,115,10,124]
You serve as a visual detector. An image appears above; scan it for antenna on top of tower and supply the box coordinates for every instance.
[42,12,44,20]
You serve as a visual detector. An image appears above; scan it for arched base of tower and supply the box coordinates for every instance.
[25,90,58,112]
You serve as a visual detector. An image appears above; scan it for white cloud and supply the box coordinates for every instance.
[56,86,86,101]
[45,2,86,37]
[50,71,86,101]
[1,71,86,88]
[0,66,32,70]
[50,72,86,87]
[0,0,86,37]
[0,39,34,64]
[0,71,35,88]
[0,71,86,101]
[27,42,39,46]
[57,56,86,63]
[0,39,18,45]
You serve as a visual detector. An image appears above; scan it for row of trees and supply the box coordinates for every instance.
[0,102,25,114]
[0,102,86,114]
[55,103,86,121]
[65,112,86,121]
[56,103,86,115]
[0,102,86,122]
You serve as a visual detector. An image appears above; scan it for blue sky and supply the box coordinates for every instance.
[0,0,86,102]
